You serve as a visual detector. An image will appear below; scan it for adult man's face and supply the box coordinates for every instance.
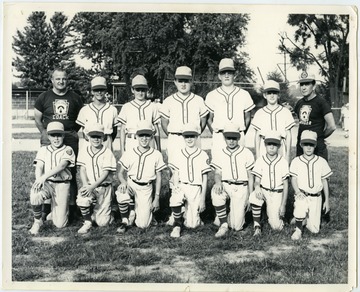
[299,81,315,98]
[51,70,68,92]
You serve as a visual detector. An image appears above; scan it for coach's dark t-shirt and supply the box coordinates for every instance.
[294,95,332,140]
[35,90,83,131]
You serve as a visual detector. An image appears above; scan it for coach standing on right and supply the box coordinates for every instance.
[294,72,336,161]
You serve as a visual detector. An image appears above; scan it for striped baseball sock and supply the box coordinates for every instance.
[251,204,262,227]
[172,206,183,227]
[41,203,51,221]
[118,203,129,221]
[129,200,135,212]
[295,218,304,230]
[215,205,227,225]
[32,205,42,220]
[79,206,92,222]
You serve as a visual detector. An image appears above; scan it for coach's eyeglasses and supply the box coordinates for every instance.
[133,88,147,92]
[176,79,191,84]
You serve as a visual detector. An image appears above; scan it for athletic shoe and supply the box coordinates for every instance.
[46,212,52,221]
[165,214,175,226]
[151,217,158,226]
[117,218,129,234]
[29,218,43,235]
[215,223,228,238]
[78,220,92,234]
[128,210,136,226]
[291,227,302,241]
[108,215,115,225]
[170,226,181,238]
[213,215,221,227]
[253,226,262,237]
[290,217,307,226]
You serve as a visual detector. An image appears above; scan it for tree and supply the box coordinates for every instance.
[70,12,253,99]
[278,14,349,107]
[12,11,75,89]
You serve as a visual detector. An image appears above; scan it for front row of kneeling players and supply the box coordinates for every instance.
[29,120,332,241]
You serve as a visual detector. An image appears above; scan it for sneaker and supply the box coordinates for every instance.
[151,217,158,226]
[46,212,52,221]
[117,218,129,234]
[170,226,181,238]
[129,210,136,226]
[29,219,43,235]
[291,227,302,241]
[215,223,228,238]
[213,215,221,227]
[253,226,261,237]
[166,214,175,226]
[78,220,92,234]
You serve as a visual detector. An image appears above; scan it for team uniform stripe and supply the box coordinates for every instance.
[156,164,167,172]
[205,104,214,113]
[168,163,178,171]
[201,167,212,174]
[117,117,127,125]
[322,171,333,179]
[210,162,221,170]
[251,170,262,178]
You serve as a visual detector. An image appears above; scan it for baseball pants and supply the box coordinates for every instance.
[293,194,322,233]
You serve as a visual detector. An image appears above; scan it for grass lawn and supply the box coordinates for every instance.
[10,147,349,284]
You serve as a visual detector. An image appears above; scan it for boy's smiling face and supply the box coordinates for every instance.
[89,135,104,148]
[48,133,65,148]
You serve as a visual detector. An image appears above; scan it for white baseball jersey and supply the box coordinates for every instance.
[77,145,117,184]
[76,102,119,135]
[34,145,76,181]
[159,93,208,133]
[169,147,211,185]
[119,147,166,183]
[211,146,255,182]
[251,154,289,190]
[205,86,255,131]
[117,100,160,134]
[290,155,332,194]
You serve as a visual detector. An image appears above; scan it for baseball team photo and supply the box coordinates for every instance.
[3,2,357,292]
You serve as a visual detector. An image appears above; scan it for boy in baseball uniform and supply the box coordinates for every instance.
[76,76,119,151]
[210,123,255,238]
[116,120,167,233]
[29,121,76,235]
[251,80,295,163]
[249,131,289,236]
[290,130,332,240]
[205,58,255,162]
[117,75,161,157]
[76,123,117,234]
[168,123,211,238]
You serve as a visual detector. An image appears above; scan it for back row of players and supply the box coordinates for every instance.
[29,58,336,241]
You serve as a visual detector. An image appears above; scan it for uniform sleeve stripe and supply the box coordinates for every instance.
[76,120,85,127]
[282,173,290,180]
[210,163,221,170]
[285,121,296,130]
[202,167,212,174]
[153,116,161,124]
[159,111,170,119]
[200,109,209,118]
[118,161,128,170]
[246,162,254,170]
[76,161,86,166]
[251,123,260,131]
[244,104,255,112]
[322,171,333,179]
[251,170,262,178]
[289,171,298,177]
[103,166,117,172]
[205,105,214,113]
[168,163,178,170]
[34,158,45,164]
[156,165,168,172]
[117,117,126,125]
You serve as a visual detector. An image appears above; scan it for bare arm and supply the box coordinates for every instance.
[80,168,110,197]
[244,111,252,134]
[247,169,254,194]
[290,176,305,199]
[254,130,261,160]
[117,164,128,193]
[119,124,126,157]
[280,178,289,216]
[322,178,330,213]
[323,112,336,138]
[199,173,208,213]
[32,160,70,191]
[200,115,208,133]
[154,123,161,152]
[207,112,214,134]
[212,169,223,194]
[34,108,45,134]
[160,117,169,136]
[152,171,162,212]
[285,129,292,163]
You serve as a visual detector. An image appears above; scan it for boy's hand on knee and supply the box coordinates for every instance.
[118,183,128,193]
[295,191,306,200]
[213,183,223,195]
[152,197,160,212]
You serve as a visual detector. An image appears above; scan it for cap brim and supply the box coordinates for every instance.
[264,138,281,145]
[298,78,315,83]
[224,132,240,139]
[175,75,192,79]
[182,131,199,136]
[133,85,148,89]
[300,139,317,145]
[264,87,280,92]
[47,130,65,135]
[136,129,153,135]
[92,85,107,90]
[219,67,235,73]
[88,131,105,137]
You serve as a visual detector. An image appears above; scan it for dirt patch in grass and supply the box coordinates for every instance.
[32,236,67,246]
[308,230,347,252]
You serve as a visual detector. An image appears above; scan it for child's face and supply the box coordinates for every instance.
[301,142,316,156]
[265,142,280,156]
[174,79,191,95]
[137,134,152,148]
[218,70,235,86]
[132,88,147,101]
[48,133,65,148]
[92,89,107,102]
[264,91,279,105]
[225,136,239,149]
[89,135,104,148]
[183,135,197,148]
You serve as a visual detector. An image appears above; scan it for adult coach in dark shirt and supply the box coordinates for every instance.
[294,72,336,161]
[34,68,84,222]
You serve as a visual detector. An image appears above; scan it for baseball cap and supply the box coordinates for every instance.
[300,130,317,145]
[181,123,200,136]
[264,130,282,145]
[136,120,154,136]
[175,66,192,80]
[263,80,280,92]
[223,123,241,139]
[219,58,235,73]
[298,71,316,83]
[132,75,148,89]
[91,76,107,90]
[47,121,65,135]
[87,123,105,137]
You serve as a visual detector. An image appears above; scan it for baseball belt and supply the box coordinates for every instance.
[169,132,182,136]
[99,183,112,187]
[215,129,224,133]
[260,185,283,193]
[47,180,71,183]
[299,189,321,197]
[222,180,248,186]
[131,178,153,186]
[127,133,137,139]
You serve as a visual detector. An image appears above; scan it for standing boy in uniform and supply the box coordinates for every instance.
[210,123,255,238]
[76,123,117,234]
[76,76,119,151]
[251,80,295,163]
[29,122,76,235]
[116,120,167,233]
[289,130,332,240]
[249,131,289,236]
[168,123,212,238]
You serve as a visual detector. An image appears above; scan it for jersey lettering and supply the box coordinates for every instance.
[53,99,69,120]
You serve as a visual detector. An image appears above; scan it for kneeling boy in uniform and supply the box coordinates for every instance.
[210,123,255,238]
[249,131,289,236]
[29,121,76,235]
[290,130,332,240]
[168,123,211,238]
[76,123,117,234]
[116,120,166,233]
